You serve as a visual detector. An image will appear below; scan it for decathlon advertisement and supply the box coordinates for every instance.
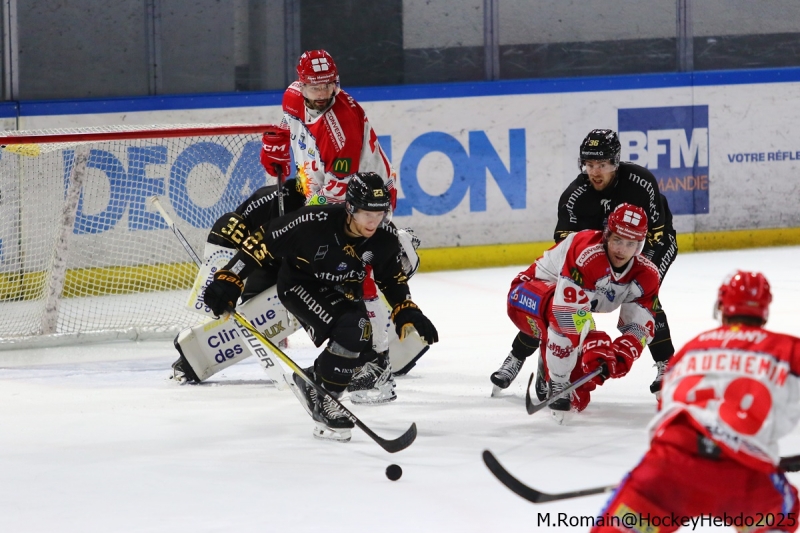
[8,67,800,255]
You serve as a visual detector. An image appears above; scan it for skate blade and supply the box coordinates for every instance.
[550,409,572,425]
[349,390,397,405]
[313,423,351,442]
[491,384,505,397]
[169,373,195,385]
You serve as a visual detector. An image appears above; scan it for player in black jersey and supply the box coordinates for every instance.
[204,173,438,441]
[491,129,677,400]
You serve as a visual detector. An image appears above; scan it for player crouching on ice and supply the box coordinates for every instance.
[202,173,438,441]
[493,203,661,423]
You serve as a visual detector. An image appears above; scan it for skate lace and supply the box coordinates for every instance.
[550,380,568,399]
[322,395,349,420]
[653,360,667,382]
[496,355,522,380]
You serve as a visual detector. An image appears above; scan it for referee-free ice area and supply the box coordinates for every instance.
[2,246,800,533]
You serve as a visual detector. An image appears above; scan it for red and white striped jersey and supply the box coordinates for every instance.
[652,325,800,469]
[282,83,396,207]
[516,230,660,347]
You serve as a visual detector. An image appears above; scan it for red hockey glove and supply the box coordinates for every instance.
[609,333,644,378]
[391,300,438,344]
[580,330,614,385]
[203,269,244,317]
[260,125,291,180]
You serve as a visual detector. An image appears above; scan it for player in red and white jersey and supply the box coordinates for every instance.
[593,271,800,532]
[495,203,661,421]
[260,49,396,207]
[258,51,425,400]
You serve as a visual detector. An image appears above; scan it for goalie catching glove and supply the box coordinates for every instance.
[581,331,641,384]
[203,269,244,316]
[390,300,439,345]
[260,125,291,179]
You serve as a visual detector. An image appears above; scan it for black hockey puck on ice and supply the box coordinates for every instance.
[385,464,402,481]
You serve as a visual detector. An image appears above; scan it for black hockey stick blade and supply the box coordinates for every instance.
[525,366,604,415]
[232,311,417,453]
[780,454,800,472]
[483,450,616,503]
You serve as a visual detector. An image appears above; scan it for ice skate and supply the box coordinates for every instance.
[649,360,668,400]
[549,380,572,425]
[170,351,200,385]
[347,352,396,405]
[534,353,548,402]
[490,353,525,396]
[290,369,354,442]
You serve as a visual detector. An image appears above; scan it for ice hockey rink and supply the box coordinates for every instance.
[2,245,800,533]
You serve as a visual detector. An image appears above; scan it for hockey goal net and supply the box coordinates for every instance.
[0,124,273,348]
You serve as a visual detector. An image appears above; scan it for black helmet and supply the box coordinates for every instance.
[578,129,621,169]
[346,172,391,213]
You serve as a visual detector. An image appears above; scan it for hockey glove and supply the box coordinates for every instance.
[580,330,614,385]
[609,333,644,378]
[203,269,244,316]
[391,300,439,344]
[260,125,291,180]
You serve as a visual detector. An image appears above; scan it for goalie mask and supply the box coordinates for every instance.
[346,172,392,223]
[716,270,772,322]
[604,203,647,255]
[579,129,621,171]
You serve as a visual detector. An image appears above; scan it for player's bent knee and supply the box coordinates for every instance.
[329,308,372,355]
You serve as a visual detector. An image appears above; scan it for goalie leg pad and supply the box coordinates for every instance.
[172,285,300,382]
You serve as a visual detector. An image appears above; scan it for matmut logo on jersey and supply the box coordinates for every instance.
[618,105,709,215]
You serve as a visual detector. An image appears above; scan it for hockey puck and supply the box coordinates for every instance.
[385,464,402,481]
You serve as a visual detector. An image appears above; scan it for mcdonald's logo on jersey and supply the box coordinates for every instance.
[332,157,351,174]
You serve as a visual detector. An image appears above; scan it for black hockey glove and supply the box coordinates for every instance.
[391,300,438,344]
[203,269,244,316]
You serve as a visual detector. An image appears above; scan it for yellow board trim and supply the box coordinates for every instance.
[417,227,800,272]
[0,262,196,301]
[3,226,800,300]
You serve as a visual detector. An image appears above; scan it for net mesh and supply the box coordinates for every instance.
[0,124,271,347]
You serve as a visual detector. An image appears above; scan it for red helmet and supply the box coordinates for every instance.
[296,50,338,85]
[716,270,772,321]
[606,203,648,241]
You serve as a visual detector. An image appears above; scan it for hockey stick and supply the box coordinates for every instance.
[525,322,598,415]
[231,310,417,453]
[483,450,615,503]
[148,195,288,389]
[274,164,285,217]
[525,366,604,415]
[483,450,800,504]
[262,126,286,217]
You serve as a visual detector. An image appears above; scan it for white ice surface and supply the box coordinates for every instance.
[3,246,800,533]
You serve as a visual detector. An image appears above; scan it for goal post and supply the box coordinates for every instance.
[0,124,273,348]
